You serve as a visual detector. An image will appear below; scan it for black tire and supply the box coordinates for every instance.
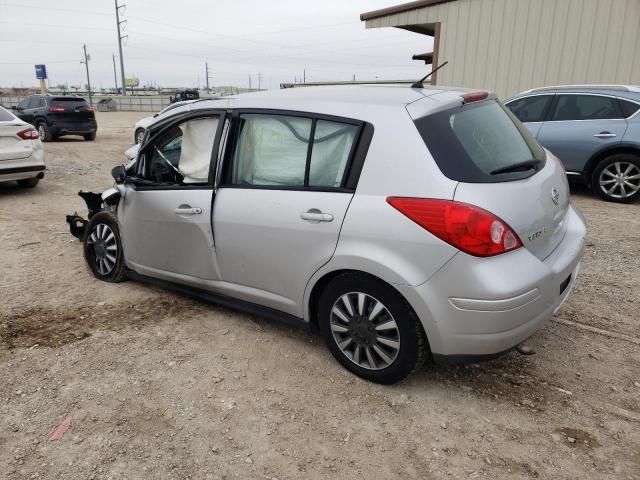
[591,153,640,203]
[83,211,126,283]
[37,122,53,142]
[17,178,39,188]
[134,128,145,144]
[318,272,427,384]
[84,133,96,141]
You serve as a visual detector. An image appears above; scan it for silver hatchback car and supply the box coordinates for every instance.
[68,86,586,384]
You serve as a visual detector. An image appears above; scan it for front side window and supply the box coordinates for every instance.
[506,95,553,123]
[227,113,359,189]
[147,116,219,185]
[26,97,40,109]
[551,95,622,121]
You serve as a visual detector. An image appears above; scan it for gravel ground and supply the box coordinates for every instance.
[1,111,639,480]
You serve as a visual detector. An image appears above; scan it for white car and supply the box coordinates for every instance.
[133,100,198,144]
[0,105,46,188]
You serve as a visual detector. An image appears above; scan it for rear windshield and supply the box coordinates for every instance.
[53,97,89,104]
[414,100,546,182]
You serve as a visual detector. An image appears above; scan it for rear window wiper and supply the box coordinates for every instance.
[490,159,542,175]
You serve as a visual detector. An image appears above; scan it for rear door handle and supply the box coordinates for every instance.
[301,209,334,222]
[594,132,617,138]
[174,206,202,215]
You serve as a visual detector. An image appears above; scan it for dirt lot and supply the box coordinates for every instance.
[1,111,639,480]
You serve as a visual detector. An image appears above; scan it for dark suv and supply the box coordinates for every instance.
[12,95,97,142]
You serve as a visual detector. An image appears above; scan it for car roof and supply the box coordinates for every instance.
[188,85,477,120]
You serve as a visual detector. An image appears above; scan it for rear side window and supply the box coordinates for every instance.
[226,114,359,189]
[414,100,546,183]
[506,95,553,123]
[619,99,640,118]
[551,95,622,121]
[0,107,14,121]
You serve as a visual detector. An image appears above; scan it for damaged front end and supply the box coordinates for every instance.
[66,187,122,240]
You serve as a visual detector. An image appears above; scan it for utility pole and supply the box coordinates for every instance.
[303,68,306,83]
[81,44,93,107]
[205,62,212,93]
[248,74,251,89]
[115,0,127,95]
[258,72,263,90]
[112,54,118,92]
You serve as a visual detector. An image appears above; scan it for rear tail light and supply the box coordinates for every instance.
[386,197,522,257]
[49,104,66,112]
[461,91,489,104]
[16,128,39,140]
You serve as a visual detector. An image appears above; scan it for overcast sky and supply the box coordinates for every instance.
[0,0,434,90]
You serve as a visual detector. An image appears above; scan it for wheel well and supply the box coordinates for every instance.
[584,146,640,183]
[307,269,422,334]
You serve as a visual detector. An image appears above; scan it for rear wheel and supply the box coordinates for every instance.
[318,273,427,384]
[592,154,640,203]
[17,178,39,188]
[84,133,96,141]
[37,122,52,142]
[83,212,126,282]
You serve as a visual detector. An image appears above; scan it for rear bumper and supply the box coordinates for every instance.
[397,204,586,360]
[0,150,46,182]
[49,124,97,136]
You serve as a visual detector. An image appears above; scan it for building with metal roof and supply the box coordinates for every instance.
[361,0,640,98]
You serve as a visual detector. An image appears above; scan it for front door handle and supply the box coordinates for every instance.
[174,205,202,215]
[594,132,617,139]
[301,209,334,222]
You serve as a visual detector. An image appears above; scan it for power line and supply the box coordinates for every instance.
[0,2,112,15]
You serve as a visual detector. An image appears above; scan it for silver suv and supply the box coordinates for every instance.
[506,85,640,203]
[68,86,586,384]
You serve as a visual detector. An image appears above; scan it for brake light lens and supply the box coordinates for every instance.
[386,197,522,257]
[49,104,66,112]
[462,91,489,104]
[16,128,39,140]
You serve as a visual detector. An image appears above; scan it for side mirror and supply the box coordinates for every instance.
[111,165,127,184]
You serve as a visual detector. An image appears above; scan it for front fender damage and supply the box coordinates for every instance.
[66,189,120,240]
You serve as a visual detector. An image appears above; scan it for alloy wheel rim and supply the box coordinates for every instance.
[599,162,640,199]
[87,223,118,275]
[330,292,400,370]
[136,130,144,143]
[38,125,45,140]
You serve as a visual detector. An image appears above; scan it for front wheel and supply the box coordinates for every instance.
[134,128,145,144]
[83,212,126,282]
[318,273,427,384]
[591,154,640,203]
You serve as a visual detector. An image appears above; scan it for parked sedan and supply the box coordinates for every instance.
[67,86,585,384]
[133,100,198,144]
[0,106,46,187]
[505,85,640,203]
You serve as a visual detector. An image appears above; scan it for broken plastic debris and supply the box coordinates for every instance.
[48,417,72,441]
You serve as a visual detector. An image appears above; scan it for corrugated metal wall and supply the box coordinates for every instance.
[365,0,640,98]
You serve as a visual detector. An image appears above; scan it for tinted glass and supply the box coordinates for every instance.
[0,107,14,121]
[507,95,552,123]
[619,99,640,118]
[308,120,358,188]
[229,114,312,187]
[551,95,622,121]
[26,97,40,109]
[414,100,546,183]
